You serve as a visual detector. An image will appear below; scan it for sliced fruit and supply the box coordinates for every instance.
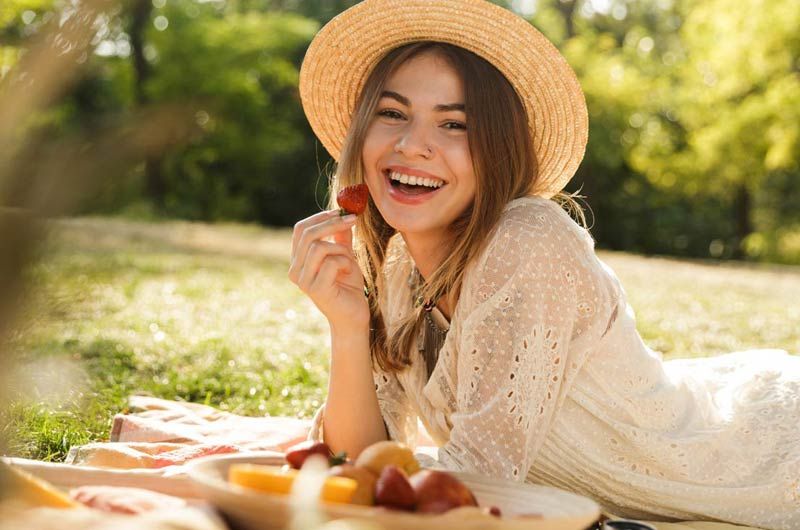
[0,461,80,509]
[328,464,377,506]
[229,464,357,504]
[354,441,420,477]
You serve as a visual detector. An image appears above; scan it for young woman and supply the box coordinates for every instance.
[288,1,799,528]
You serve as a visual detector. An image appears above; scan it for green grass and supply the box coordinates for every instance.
[2,217,799,461]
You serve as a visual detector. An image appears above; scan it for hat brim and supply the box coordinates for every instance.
[299,0,588,199]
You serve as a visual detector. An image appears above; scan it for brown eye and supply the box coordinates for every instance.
[444,121,467,131]
[377,109,404,120]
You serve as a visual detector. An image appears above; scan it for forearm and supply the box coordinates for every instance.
[322,322,388,458]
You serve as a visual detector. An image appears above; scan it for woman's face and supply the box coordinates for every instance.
[362,51,476,245]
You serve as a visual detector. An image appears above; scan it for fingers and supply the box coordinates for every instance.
[291,213,356,275]
[309,254,355,295]
[295,240,352,290]
[332,221,354,248]
[291,210,338,257]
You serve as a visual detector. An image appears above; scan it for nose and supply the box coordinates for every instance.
[394,120,433,159]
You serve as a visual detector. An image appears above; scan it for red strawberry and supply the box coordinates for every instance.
[285,440,331,470]
[337,184,369,215]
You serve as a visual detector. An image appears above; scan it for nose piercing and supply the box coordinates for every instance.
[393,141,434,157]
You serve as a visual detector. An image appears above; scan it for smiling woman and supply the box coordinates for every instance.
[286,1,800,529]
[344,41,548,347]
[364,51,476,250]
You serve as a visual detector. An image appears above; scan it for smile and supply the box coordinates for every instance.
[382,169,445,204]
[388,171,445,189]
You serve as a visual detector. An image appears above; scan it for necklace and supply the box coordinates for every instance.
[409,268,449,380]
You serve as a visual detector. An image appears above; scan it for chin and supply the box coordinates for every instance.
[382,213,430,234]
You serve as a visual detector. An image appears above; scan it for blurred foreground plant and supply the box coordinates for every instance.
[0,0,202,456]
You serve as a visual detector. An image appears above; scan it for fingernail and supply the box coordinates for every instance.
[341,214,357,223]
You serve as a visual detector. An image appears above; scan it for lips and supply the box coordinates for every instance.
[383,169,443,205]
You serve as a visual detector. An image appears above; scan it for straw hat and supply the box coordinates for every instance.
[298,0,588,199]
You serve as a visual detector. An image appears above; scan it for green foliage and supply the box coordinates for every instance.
[1,0,798,263]
[628,0,800,196]
[0,0,52,34]
[543,0,800,261]
[141,2,322,223]
[0,0,54,78]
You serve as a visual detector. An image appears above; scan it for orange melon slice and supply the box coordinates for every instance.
[0,461,80,509]
[229,464,357,504]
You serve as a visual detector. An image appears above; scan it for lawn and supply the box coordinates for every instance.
[2,216,799,462]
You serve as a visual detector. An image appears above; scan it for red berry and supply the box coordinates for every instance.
[285,441,331,470]
[374,465,416,511]
[336,184,369,215]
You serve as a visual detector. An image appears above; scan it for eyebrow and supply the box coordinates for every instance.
[380,90,465,112]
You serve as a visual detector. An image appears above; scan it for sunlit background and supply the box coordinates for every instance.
[1,0,798,463]
[2,0,798,261]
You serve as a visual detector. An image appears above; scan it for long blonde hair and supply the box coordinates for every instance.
[328,41,586,372]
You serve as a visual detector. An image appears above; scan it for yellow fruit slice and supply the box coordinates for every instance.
[229,464,357,504]
[354,441,420,477]
[0,461,80,509]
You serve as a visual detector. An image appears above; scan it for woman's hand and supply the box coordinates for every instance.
[289,210,369,332]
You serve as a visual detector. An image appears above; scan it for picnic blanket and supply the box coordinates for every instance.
[65,395,311,469]
[8,396,768,530]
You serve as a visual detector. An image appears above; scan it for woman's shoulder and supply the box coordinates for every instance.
[459,196,617,323]
[500,195,594,244]
[477,195,596,269]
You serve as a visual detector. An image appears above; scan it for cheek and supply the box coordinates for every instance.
[361,131,377,163]
[443,141,475,179]
[364,122,395,146]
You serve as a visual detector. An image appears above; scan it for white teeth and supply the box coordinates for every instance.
[389,171,444,188]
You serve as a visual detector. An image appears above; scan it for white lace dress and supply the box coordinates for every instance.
[310,196,800,529]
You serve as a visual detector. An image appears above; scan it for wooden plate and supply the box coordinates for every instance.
[187,452,600,530]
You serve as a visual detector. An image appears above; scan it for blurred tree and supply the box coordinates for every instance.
[2,0,798,262]
[128,0,166,209]
[514,0,799,261]
[627,0,800,259]
[1,0,55,78]
[285,0,361,24]
[143,1,320,223]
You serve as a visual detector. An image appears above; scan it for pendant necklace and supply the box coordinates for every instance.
[409,267,449,380]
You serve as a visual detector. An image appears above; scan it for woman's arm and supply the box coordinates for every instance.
[288,210,387,458]
[323,321,388,457]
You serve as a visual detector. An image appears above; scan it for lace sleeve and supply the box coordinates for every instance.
[436,198,618,482]
[374,368,419,448]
